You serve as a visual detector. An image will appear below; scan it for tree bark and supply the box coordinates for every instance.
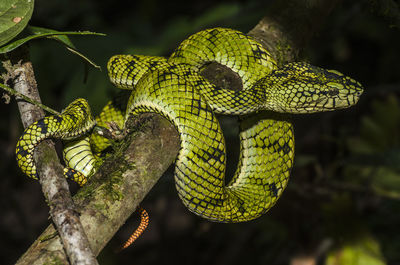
[3,46,98,265]
[15,0,342,263]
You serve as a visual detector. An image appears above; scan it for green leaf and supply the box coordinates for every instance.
[0,26,105,68]
[0,0,34,46]
[27,26,80,49]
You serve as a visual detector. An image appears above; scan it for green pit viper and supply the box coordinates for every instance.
[16,28,363,223]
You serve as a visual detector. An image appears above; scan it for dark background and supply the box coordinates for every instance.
[1,0,400,264]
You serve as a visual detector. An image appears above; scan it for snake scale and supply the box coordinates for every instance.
[16,28,363,223]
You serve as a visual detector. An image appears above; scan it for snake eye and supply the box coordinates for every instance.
[328,88,339,96]
[326,82,343,97]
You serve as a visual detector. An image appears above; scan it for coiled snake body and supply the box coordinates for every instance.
[16,28,363,222]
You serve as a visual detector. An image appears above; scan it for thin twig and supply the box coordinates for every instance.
[0,82,60,115]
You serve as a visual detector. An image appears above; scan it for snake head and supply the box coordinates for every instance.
[264,62,364,113]
[59,98,96,140]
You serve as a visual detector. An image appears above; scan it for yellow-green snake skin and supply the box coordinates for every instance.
[16,28,363,222]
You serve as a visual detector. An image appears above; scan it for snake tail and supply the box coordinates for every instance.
[119,207,149,250]
[16,98,96,185]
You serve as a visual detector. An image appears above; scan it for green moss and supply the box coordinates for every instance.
[39,231,58,243]
[101,171,125,202]
[43,253,66,265]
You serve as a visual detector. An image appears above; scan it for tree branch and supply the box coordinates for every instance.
[16,115,180,265]
[3,46,98,265]
[248,0,342,65]
[15,0,343,262]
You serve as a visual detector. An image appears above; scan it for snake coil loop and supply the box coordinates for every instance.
[16,28,363,223]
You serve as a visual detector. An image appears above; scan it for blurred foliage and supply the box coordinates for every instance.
[1,0,400,265]
[322,195,386,265]
[346,94,400,198]
[326,233,386,265]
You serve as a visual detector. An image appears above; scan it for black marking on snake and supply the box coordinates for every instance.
[269,183,279,198]
[16,146,29,157]
[251,45,268,60]
[254,140,267,149]
[65,141,90,152]
[279,141,291,155]
[36,119,48,135]
[271,70,289,79]
[344,77,361,89]
[264,138,291,155]
[125,60,137,81]
[149,60,160,69]
[54,116,63,123]
[191,78,208,89]
[69,149,92,167]
[76,103,88,117]
[65,169,78,181]
[188,38,215,61]
[175,163,220,193]
[234,197,246,214]
[180,67,192,79]
[196,146,224,164]
[207,29,220,41]
[168,64,179,71]
[66,114,78,123]
[189,97,202,116]
[329,98,336,109]
[205,30,221,54]
[81,156,95,172]
[187,189,225,208]
[108,58,118,71]
[209,197,225,207]
[157,71,175,84]
[128,57,137,67]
